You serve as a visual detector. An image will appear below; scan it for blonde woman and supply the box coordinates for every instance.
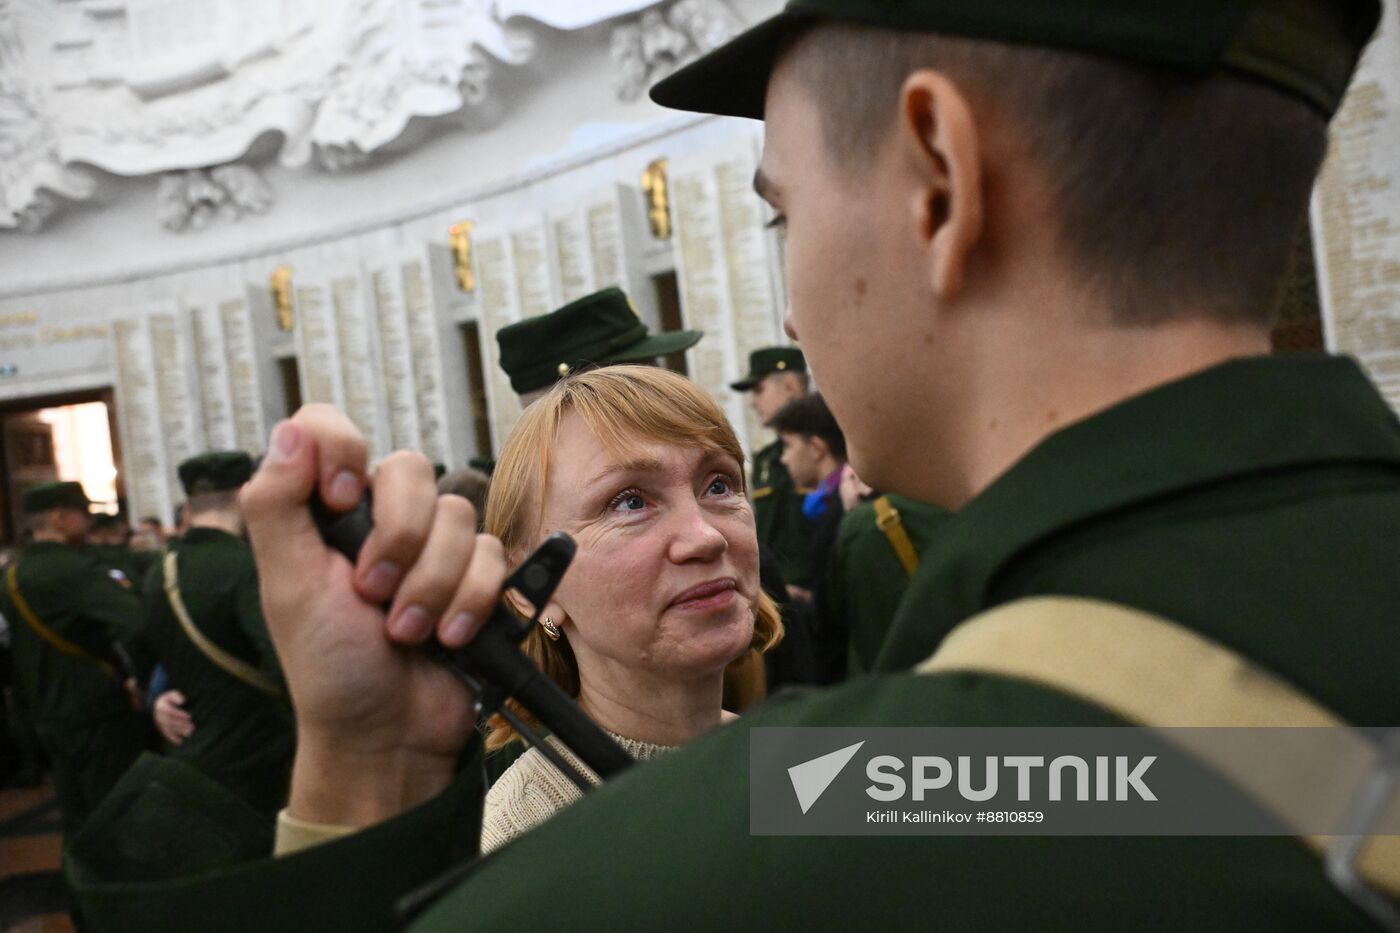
[479,366,782,850]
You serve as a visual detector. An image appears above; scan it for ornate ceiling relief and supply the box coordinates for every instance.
[0,0,711,233]
[0,0,97,231]
[610,0,743,102]
[155,164,274,232]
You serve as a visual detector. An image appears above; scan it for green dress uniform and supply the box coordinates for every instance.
[66,358,1400,933]
[827,494,949,677]
[141,526,293,817]
[749,439,813,588]
[91,544,160,594]
[733,348,814,588]
[1,536,145,841]
[90,545,161,684]
[139,450,294,817]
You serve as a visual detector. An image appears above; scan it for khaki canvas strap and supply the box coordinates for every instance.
[918,596,1400,902]
[873,496,919,577]
[5,562,120,680]
[163,552,281,697]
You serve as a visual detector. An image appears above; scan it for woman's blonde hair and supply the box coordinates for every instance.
[483,365,783,750]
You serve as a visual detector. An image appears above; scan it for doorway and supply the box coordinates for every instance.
[652,271,690,377]
[459,322,494,459]
[0,389,121,546]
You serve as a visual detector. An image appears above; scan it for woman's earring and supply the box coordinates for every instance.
[540,616,562,641]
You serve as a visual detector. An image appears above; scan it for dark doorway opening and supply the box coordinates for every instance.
[652,271,690,377]
[460,322,494,459]
[277,357,302,418]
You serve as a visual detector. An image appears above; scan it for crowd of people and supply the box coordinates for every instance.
[0,284,919,925]
[3,0,1398,929]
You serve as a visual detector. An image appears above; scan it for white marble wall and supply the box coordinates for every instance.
[8,0,1393,527]
[0,102,792,523]
[1313,0,1400,412]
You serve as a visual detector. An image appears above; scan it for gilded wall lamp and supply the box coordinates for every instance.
[641,158,671,241]
[270,265,294,332]
[449,221,477,293]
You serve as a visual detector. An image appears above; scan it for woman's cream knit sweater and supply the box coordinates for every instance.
[481,731,674,852]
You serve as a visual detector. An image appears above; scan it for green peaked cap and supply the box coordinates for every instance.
[21,480,91,514]
[651,0,1381,120]
[178,450,254,495]
[496,288,703,395]
[731,346,807,391]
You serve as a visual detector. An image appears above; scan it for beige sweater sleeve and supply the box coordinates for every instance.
[274,809,359,856]
[481,733,675,853]
[480,741,590,853]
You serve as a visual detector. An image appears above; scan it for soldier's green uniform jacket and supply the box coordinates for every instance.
[828,494,949,677]
[140,527,293,817]
[92,544,160,595]
[91,545,161,682]
[67,355,1400,931]
[749,439,812,587]
[1,540,146,838]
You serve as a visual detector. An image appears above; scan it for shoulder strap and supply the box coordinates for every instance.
[872,496,919,577]
[917,596,1400,908]
[6,561,120,680]
[163,552,281,697]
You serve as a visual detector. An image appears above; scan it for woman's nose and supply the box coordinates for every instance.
[666,501,728,563]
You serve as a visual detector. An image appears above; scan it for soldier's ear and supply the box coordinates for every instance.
[899,69,983,301]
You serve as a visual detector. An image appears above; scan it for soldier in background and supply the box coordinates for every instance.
[769,393,848,682]
[730,348,812,594]
[140,452,293,818]
[0,482,144,841]
[495,287,703,405]
[89,513,160,624]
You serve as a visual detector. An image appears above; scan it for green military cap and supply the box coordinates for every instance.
[651,0,1381,120]
[468,456,496,475]
[496,288,703,395]
[178,450,254,495]
[731,346,807,391]
[21,480,91,514]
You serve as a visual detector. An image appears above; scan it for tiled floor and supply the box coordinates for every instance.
[0,779,72,933]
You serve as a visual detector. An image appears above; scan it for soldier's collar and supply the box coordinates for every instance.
[874,354,1400,670]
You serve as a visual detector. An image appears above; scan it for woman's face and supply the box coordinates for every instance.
[537,411,760,681]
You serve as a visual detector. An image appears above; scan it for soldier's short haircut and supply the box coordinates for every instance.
[770,393,847,461]
[186,489,239,515]
[790,23,1329,327]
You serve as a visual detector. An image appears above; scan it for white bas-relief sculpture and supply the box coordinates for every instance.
[0,0,700,231]
[609,0,744,101]
[156,163,274,232]
[0,0,96,230]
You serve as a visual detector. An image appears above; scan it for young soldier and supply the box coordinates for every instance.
[71,3,1398,931]
[139,451,293,818]
[770,393,849,680]
[1,482,144,842]
[731,347,812,588]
